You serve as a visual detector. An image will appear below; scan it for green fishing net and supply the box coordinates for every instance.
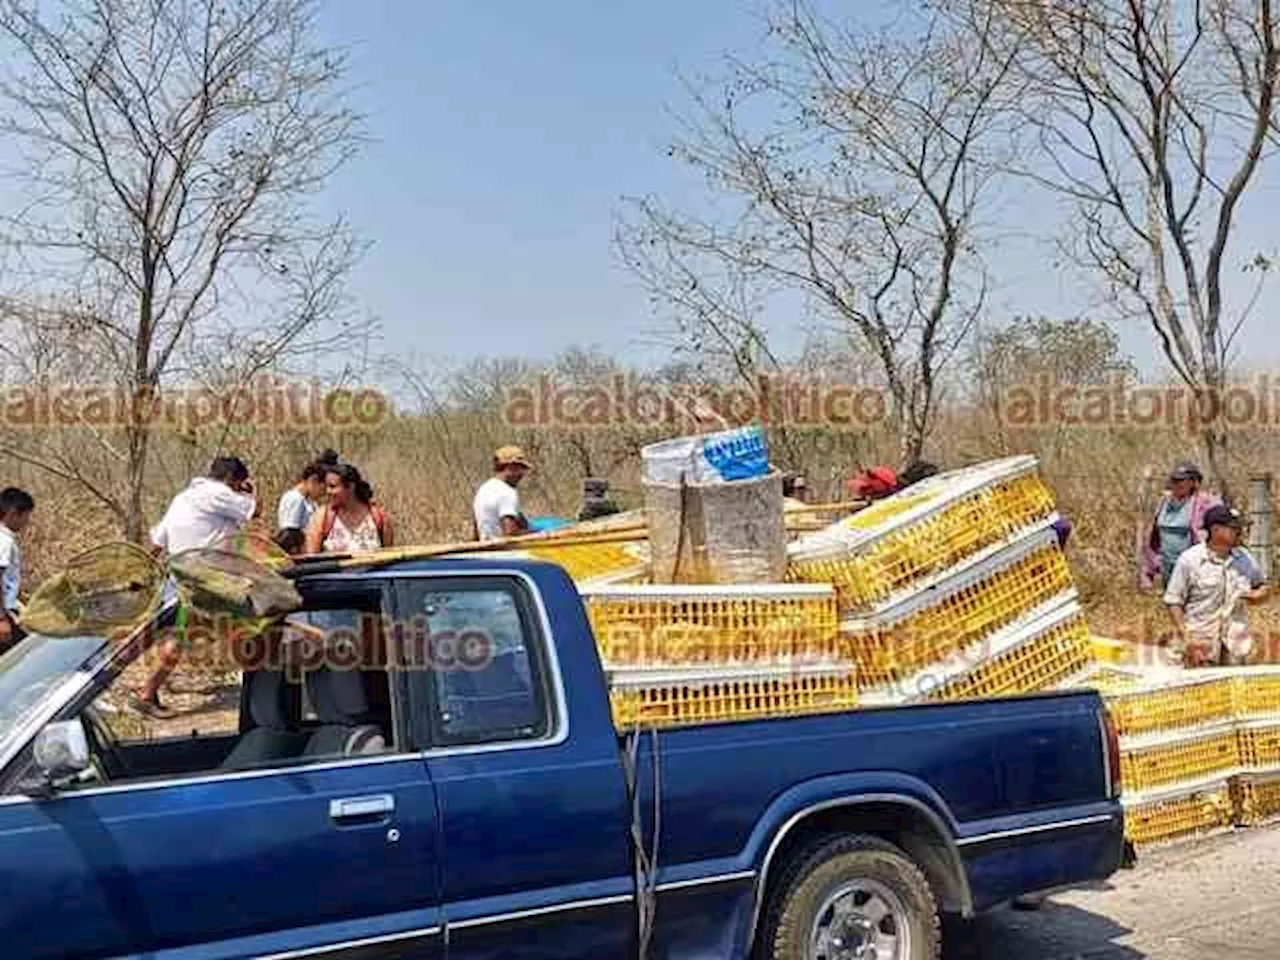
[21,533,300,642]
[19,542,168,638]
[168,546,300,621]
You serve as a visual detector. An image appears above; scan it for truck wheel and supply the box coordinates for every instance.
[760,834,941,960]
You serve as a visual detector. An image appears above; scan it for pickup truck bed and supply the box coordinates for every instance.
[0,555,1126,960]
[623,692,1123,956]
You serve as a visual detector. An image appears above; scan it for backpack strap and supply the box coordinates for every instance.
[320,505,336,542]
[320,504,386,546]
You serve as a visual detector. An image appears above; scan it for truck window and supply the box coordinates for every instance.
[396,578,554,749]
[8,580,415,793]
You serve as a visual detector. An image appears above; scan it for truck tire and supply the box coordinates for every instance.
[759,834,941,960]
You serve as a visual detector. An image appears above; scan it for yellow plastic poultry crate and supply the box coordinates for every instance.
[451,538,650,586]
[1090,635,1134,666]
[786,455,1058,610]
[1236,719,1280,770]
[1122,778,1235,847]
[1231,669,1280,720]
[524,539,650,585]
[841,525,1074,690]
[1232,771,1280,826]
[581,583,841,668]
[1103,675,1237,740]
[1118,722,1241,794]
[1056,662,1150,695]
[911,597,1094,704]
[607,661,859,731]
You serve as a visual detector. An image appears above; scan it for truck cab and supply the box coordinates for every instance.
[0,556,1126,959]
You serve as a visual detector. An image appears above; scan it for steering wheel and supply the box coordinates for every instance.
[79,705,129,782]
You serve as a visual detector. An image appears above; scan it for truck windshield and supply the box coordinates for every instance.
[0,633,109,745]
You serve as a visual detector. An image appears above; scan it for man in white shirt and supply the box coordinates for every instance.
[150,458,257,556]
[134,456,257,716]
[0,487,34,653]
[1164,504,1270,667]
[473,446,532,541]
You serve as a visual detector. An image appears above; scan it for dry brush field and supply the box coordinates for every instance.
[11,402,1280,662]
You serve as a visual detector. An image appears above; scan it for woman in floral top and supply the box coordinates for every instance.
[305,463,394,555]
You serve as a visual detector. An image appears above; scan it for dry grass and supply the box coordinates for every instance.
[11,399,1280,674]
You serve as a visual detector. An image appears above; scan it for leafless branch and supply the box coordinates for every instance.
[617,0,1017,462]
[0,0,365,538]
[957,0,1280,488]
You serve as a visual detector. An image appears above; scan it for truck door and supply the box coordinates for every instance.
[391,571,636,960]
[0,577,445,960]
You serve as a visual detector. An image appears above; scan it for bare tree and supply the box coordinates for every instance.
[0,0,364,540]
[967,314,1137,455]
[617,0,1020,465]
[958,0,1280,493]
[0,297,133,521]
[544,347,642,480]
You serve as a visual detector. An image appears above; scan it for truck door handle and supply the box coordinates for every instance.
[329,794,395,824]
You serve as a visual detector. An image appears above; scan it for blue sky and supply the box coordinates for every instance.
[314,0,762,370]
[314,1,1280,377]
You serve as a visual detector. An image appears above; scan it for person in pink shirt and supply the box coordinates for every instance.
[1138,462,1222,591]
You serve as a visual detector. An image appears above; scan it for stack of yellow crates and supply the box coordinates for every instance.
[1059,666,1280,846]
[1108,672,1241,847]
[786,455,1058,607]
[552,449,1280,853]
[1230,670,1280,826]
[580,582,857,731]
[786,455,1093,704]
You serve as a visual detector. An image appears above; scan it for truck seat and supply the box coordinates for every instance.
[302,666,388,758]
[438,650,539,737]
[220,669,309,770]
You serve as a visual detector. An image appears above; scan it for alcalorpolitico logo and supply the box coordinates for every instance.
[0,375,390,430]
[504,373,888,429]
[135,612,496,679]
[1001,372,1280,431]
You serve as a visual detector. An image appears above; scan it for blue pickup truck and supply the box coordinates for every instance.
[0,556,1127,959]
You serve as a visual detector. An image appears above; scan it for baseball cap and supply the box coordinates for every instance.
[494,445,531,468]
[849,466,898,499]
[1169,462,1203,483]
[1203,504,1245,531]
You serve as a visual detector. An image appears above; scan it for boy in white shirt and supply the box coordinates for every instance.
[275,460,327,554]
[473,446,532,541]
[0,487,34,653]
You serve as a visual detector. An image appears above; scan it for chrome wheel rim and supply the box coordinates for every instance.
[808,877,911,960]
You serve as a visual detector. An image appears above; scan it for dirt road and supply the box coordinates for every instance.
[945,826,1280,959]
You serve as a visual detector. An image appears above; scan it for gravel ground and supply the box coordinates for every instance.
[944,826,1280,959]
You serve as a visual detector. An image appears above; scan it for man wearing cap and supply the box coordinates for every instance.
[473,446,532,541]
[1139,462,1222,590]
[1163,504,1270,667]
